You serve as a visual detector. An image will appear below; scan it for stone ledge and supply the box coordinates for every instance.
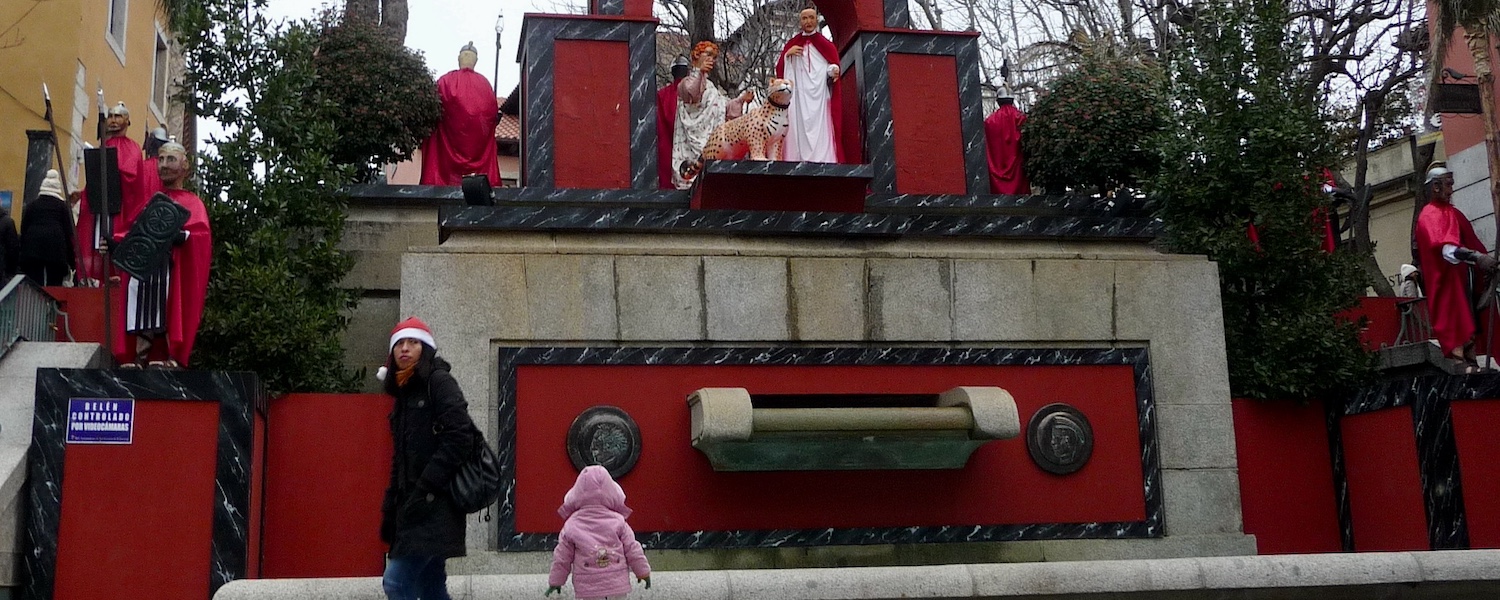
[214,550,1500,599]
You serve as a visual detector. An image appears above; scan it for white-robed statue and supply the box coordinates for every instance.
[775,6,844,163]
[671,41,752,189]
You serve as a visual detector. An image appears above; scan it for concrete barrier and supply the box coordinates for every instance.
[215,550,1500,599]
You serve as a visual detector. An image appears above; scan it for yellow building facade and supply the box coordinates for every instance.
[0,0,183,219]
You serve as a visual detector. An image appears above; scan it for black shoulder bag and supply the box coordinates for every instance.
[448,423,503,514]
[428,378,503,515]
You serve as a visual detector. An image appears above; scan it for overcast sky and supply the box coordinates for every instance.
[265,0,552,94]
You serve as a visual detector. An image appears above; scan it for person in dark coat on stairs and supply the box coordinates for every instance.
[378,317,477,600]
[19,170,75,286]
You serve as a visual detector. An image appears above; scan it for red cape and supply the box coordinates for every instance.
[1415,200,1487,354]
[656,81,680,189]
[775,32,844,162]
[163,188,212,366]
[77,135,157,280]
[421,68,501,186]
[983,103,1029,194]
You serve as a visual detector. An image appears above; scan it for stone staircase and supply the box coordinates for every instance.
[0,342,107,597]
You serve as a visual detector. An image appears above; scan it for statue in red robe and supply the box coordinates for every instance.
[983,98,1029,194]
[77,102,158,283]
[118,141,212,368]
[775,8,843,163]
[1414,164,1497,372]
[421,43,501,186]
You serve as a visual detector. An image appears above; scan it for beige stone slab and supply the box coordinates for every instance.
[953,259,1037,340]
[215,550,1500,599]
[1031,259,1114,340]
[524,254,618,340]
[1155,403,1239,469]
[1113,259,1231,405]
[1162,468,1244,536]
[615,256,704,341]
[789,258,866,341]
[401,253,529,342]
[704,257,789,340]
[867,259,953,341]
[727,564,972,599]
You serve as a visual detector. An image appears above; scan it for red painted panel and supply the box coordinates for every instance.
[54,400,221,600]
[838,71,863,164]
[46,286,105,346]
[1231,399,1341,554]
[1341,407,1428,551]
[1452,400,1500,548]
[512,364,1144,534]
[1338,296,1406,351]
[554,40,632,189]
[262,393,392,578]
[622,0,652,17]
[888,53,966,195]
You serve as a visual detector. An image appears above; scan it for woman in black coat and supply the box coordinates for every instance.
[379,317,476,600]
[18,170,75,286]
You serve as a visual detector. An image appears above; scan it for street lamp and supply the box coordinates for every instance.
[494,11,506,89]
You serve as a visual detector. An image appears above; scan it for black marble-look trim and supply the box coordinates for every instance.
[22,369,267,600]
[1412,390,1467,549]
[495,346,1160,551]
[865,193,1156,218]
[440,205,1161,240]
[521,15,656,190]
[350,183,690,209]
[851,31,987,195]
[347,184,1163,221]
[702,159,874,179]
[594,0,625,16]
[882,0,912,28]
[1325,398,1354,552]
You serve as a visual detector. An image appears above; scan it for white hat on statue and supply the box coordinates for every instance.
[108,102,130,117]
[1425,164,1452,184]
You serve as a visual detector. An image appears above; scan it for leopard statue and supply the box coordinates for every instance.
[678,78,793,183]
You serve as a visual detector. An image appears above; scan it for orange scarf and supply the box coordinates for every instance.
[394,364,417,388]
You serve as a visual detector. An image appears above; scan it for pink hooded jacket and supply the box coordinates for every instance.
[549,466,651,598]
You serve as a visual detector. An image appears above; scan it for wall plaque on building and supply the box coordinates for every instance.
[66,398,134,444]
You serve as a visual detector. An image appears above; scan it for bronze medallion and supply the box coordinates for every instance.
[567,405,641,479]
[1026,403,1094,475]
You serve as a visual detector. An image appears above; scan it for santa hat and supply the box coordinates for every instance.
[376,317,436,381]
[38,169,65,201]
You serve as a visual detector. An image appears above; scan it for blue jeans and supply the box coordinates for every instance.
[382,554,452,600]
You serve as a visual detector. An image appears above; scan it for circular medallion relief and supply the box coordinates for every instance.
[567,406,642,479]
[1026,403,1094,475]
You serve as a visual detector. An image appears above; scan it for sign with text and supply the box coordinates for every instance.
[67,399,134,444]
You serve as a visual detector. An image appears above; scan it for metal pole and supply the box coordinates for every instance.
[494,32,501,90]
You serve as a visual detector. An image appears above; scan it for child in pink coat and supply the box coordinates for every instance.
[546,466,652,599]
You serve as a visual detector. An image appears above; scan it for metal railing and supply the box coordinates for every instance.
[1394,297,1433,347]
[0,275,62,359]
